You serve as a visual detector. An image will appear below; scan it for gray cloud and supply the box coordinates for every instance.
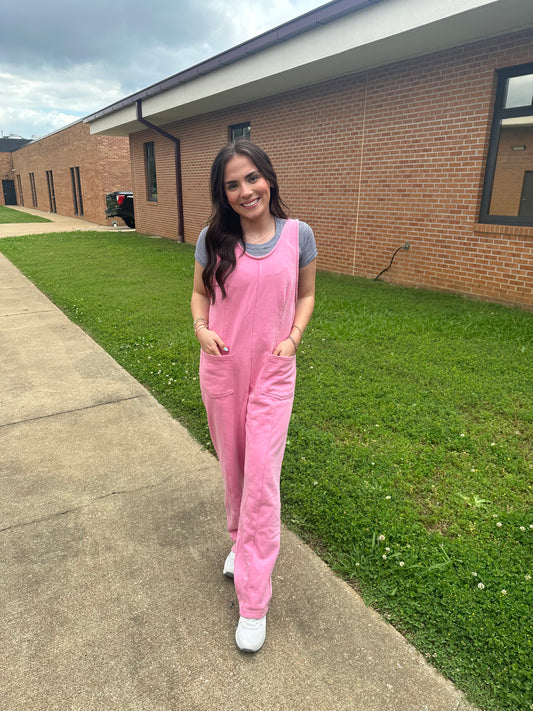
[0,0,320,137]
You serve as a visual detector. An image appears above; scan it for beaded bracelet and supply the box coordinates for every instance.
[291,324,303,337]
[288,335,298,351]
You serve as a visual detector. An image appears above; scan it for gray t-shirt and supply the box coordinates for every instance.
[194,217,317,269]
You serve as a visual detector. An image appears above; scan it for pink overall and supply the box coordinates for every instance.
[199,219,299,619]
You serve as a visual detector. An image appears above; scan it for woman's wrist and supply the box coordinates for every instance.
[291,324,303,338]
[289,324,304,349]
[193,316,209,339]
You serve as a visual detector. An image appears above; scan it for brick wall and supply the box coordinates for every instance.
[11,122,132,224]
[129,28,533,308]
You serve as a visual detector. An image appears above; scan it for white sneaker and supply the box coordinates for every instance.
[235,615,266,653]
[223,550,235,578]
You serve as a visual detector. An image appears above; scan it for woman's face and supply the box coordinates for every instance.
[223,153,271,223]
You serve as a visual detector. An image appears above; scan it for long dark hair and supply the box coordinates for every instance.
[202,139,289,301]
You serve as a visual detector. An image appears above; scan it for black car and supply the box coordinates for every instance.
[105,191,135,228]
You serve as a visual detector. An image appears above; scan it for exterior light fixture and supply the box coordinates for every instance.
[511,145,526,150]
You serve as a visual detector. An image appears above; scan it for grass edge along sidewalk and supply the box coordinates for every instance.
[1,230,531,711]
[0,205,51,224]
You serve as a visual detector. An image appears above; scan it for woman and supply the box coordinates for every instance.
[191,139,316,652]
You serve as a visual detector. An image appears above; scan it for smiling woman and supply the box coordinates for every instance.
[191,139,317,653]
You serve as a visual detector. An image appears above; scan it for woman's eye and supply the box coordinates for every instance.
[249,175,258,183]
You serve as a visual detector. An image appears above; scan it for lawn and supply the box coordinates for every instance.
[0,206,51,224]
[1,230,531,711]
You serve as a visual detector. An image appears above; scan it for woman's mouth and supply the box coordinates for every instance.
[242,198,260,209]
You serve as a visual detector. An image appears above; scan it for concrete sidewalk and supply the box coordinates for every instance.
[0,243,477,710]
[0,205,133,237]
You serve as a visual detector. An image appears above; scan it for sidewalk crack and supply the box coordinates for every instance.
[0,467,211,535]
[0,395,146,429]
[0,308,56,319]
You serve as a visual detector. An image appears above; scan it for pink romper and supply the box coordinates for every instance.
[199,219,299,618]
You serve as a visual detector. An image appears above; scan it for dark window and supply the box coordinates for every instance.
[480,63,533,226]
[29,173,37,207]
[46,170,56,213]
[144,141,157,201]
[16,175,23,205]
[70,167,84,216]
[229,122,251,141]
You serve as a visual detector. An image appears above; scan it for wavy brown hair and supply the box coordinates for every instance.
[202,139,289,302]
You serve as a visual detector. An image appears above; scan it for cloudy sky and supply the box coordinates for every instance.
[0,0,322,139]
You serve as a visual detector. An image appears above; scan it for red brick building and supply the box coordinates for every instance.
[88,0,531,307]
[6,121,132,225]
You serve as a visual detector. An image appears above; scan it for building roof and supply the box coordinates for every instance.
[0,137,32,153]
[85,0,381,127]
[86,0,533,136]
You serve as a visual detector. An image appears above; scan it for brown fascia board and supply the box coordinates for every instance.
[84,0,383,124]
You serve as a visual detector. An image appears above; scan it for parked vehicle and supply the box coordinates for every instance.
[105,191,135,228]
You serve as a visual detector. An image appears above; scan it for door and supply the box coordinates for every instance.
[2,179,17,205]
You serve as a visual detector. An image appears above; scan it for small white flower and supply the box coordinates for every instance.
[477,582,485,590]
[355,562,360,567]
[520,526,526,532]
[460,433,465,437]
[525,574,531,581]
[385,547,391,552]
[382,554,387,560]
[491,442,496,446]
[385,495,391,500]
[378,535,385,542]
[472,572,478,577]
[501,590,507,595]
[496,522,502,528]
[399,561,405,567]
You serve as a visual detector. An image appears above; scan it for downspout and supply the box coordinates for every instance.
[136,100,185,242]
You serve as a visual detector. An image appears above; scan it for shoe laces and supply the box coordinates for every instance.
[239,616,265,630]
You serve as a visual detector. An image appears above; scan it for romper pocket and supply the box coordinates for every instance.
[200,351,234,398]
[260,354,296,400]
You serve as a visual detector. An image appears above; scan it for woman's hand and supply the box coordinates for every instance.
[197,328,228,355]
[273,338,297,356]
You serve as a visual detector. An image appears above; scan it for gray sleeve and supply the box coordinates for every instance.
[194,227,209,267]
[298,221,318,268]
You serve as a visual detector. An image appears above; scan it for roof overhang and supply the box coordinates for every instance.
[86,0,533,136]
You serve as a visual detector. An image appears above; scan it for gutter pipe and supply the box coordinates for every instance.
[136,100,185,242]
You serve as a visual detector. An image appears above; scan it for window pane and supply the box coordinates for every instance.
[505,73,533,109]
[230,122,250,141]
[145,142,157,201]
[489,118,533,216]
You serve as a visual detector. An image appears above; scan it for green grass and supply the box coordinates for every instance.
[0,206,51,224]
[1,230,531,711]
